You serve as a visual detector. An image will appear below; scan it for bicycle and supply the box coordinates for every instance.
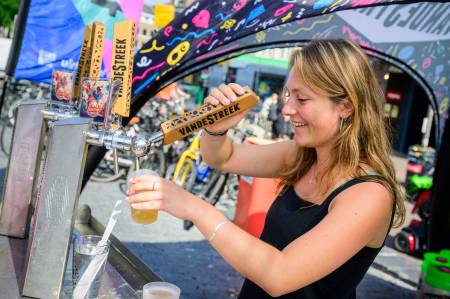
[166,132,208,193]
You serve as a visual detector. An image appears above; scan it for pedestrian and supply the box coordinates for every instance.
[127,39,405,298]
[266,92,288,140]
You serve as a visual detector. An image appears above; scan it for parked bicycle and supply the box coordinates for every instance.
[166,132,206,193]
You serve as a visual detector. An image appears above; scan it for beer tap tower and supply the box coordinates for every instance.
[0,18,260,298]
[0,22,102,239]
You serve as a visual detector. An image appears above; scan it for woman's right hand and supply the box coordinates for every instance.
[203,83,249,133]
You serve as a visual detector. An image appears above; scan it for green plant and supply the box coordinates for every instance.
[0,0,20,31]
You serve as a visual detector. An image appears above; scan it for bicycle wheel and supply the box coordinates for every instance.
[183,173,228,231]
[201,170,227,206]
[140,147,166,177]
[90,158,126,183]
[173,159,197,192]
[226,174,240,202]
[165,163,176,180]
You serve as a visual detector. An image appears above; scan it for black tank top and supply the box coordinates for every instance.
[238,178,392,299]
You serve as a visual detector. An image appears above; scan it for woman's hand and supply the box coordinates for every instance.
[127,174,202,221]
[204,83,249,133]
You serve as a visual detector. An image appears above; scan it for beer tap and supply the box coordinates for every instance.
[41,106,79,121]
[79,18,259,171]
[85,86,259,159]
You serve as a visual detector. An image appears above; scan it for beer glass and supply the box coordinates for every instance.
[143,281,181,299]
[128,169,159,224]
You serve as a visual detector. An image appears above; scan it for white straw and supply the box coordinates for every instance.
[73,199,123,299]
[98,199,123,248]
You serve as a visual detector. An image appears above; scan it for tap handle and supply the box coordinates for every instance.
[159,86,259,145]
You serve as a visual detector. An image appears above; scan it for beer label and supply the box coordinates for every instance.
[73,25,92,99]
[111,19,135,117]
[51,70,74,103]
[79,78,110,123]
[161,87,259,144]
[88,21,105,79]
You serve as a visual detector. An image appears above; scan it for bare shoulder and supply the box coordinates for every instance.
[330,181,393,213]
[328,181,393,245]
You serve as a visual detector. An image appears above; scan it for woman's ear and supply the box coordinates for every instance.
[340,98,354,119]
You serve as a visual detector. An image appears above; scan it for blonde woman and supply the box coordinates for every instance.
[128,39,405,298]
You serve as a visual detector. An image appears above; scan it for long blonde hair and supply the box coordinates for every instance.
[280,39,405,227]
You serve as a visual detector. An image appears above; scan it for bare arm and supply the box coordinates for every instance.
[191,181,393,296]
[199,82,297,177]
[200,134,298,177]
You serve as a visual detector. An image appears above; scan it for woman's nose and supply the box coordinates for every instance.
[282,99,296,116]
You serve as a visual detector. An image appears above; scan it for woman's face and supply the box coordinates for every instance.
[282,68,343,148]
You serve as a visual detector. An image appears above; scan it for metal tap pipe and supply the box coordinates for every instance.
[41,107,78,121]
[85,128,164,157]
[40,105,164,157]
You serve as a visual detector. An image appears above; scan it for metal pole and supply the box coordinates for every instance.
[0,0,31,121]
[5,0,31,77]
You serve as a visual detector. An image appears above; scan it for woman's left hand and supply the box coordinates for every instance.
[127,175,201,221]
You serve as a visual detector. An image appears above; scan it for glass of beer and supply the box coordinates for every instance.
[128,168,159,224]
[143,281,181,299]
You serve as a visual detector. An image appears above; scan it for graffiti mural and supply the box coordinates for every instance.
[132,0,421,96]
[132,0,449,137]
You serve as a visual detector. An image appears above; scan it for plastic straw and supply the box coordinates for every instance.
[72,199,123,299]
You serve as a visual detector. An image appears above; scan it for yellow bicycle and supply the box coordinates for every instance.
[166,132,209,192]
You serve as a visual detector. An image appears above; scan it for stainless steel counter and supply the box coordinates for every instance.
[0,204,159,298]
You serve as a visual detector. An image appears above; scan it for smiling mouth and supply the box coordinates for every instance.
[291,121,307,128]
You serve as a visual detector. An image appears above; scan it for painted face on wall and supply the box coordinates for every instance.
[282,68,343,149]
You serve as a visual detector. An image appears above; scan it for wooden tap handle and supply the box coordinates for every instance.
[160,86,259,144]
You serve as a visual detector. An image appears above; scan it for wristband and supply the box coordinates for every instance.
[204,128,228,136]
[208,220,229,242]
